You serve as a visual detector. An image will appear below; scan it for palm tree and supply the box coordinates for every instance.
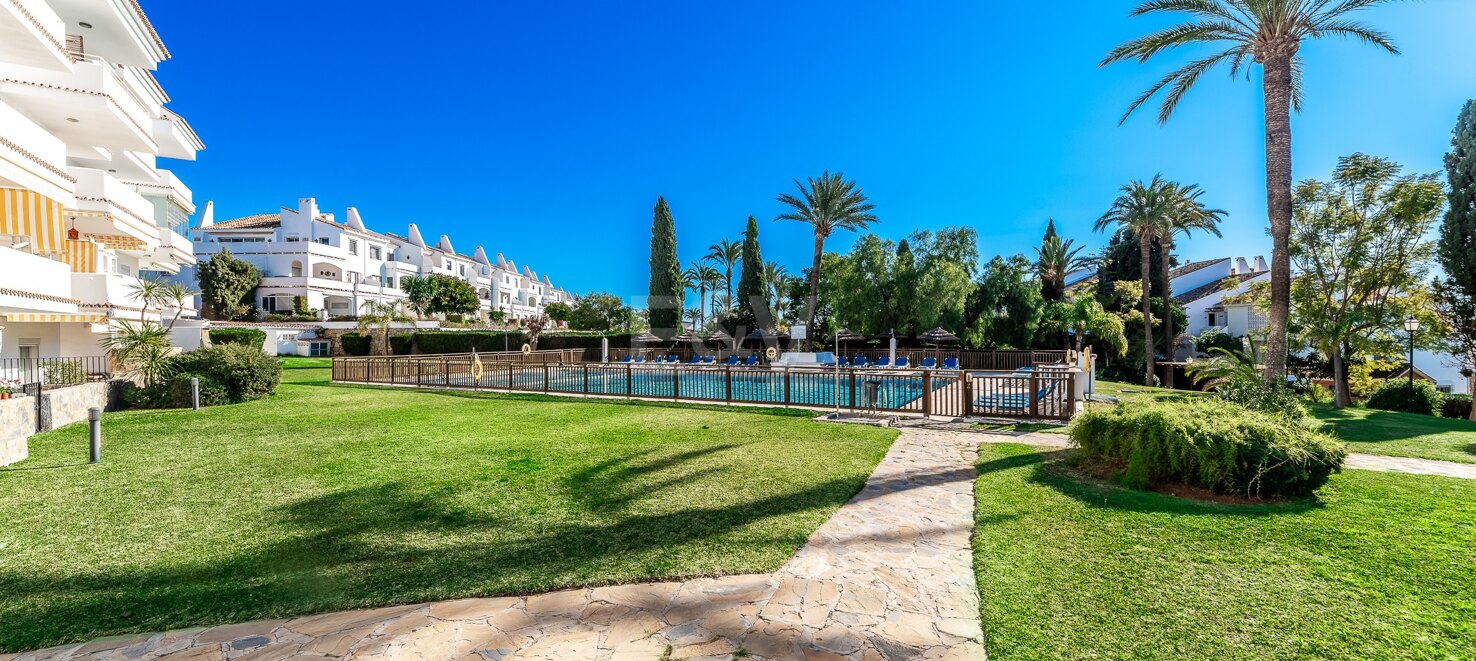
[1104,0,1401,384]
[707,239,742,305]
[761,261,788,322]
[100,320,173,386]
[776,171,877,344]
[685,261,722,328]
[1158,183,1226,369]
[1036,234,1092,301]
[358,300,411,355]
[1096,176,1175,386]
[400,275,436,318]
[1044,297,1128,356]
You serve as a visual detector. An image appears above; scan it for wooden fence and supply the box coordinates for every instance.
[332,354,1079,420]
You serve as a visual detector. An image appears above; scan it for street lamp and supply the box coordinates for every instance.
[1404,315,1421,408]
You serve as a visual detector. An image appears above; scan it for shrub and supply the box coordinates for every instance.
[43,361,86,386]
[1441,394,1472,420]
[167,344,282,404]
[261,313,319,323]
[209,328,266,349]
[1069,400,1346,499]
[1214,378,1307,421]
[340,333,372,356]
[1366,379,1446,416]
[1193,328,1242,356]
[166,373,229,408]
[389,333,413,355]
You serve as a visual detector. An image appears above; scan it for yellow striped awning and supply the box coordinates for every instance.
[88,233,148,251]
[2,313,107,323]
[1,188,65,252]
[62,238,97,273]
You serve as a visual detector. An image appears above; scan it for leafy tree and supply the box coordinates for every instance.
[544,301,572,324]
[647,197,682,338]
[196,248,261,321]
[912,228,979,335]
[1157,182,1225,365]
[1105,0,1405,385]
[1293,153,1446,407]
[424,274,479,316]
[892,239,919,336]
[821,235,896,337]
[1436,100,1476,417]
[964,255,1044,349]
[567,292,633,331]
[706,238,742,306]
[1037,219,1092,302]
[729,216,770,333]
[776,171,877,345]
[1096,176,1178,385]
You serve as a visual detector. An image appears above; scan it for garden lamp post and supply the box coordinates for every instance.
[1404,315,1420,408]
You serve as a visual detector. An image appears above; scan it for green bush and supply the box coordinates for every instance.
[261,313,319,323]
[340,333,372,356]
[1069,400,1346,499]
[1214,378,1307,421]
[166,373,229,408]
[389,333,413,355]
[43,361,86,386]
[1193,328,1242,356]
[1441,394,1473,420]
[168,344,282,404]
[209,328,267,348]
[1366,379,1446,416]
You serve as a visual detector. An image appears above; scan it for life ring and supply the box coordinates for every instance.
[765,346,778,360]
[521,343,532,354]
[470,360,484,381]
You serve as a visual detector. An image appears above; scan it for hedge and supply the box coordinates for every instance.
[128,345,282,409]
[209,327,266,349]
[339,333,372,356]
[1069,399,1346,499]
[1366,379,1446,416]
[1442,394,1473,420]
[389,333,413,355]
[406,331,655,354]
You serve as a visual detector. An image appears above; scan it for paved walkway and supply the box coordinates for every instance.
[8,430,984,661]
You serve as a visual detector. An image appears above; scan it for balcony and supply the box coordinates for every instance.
[143,226,193,272]
[0,244,76,313]
[0,55,155,155]
[0,0,72,72]
[69,166,160,248]
[47,0,169,70]
[128,168,194,215]
[0,99,73,203]
[153,112,202,160]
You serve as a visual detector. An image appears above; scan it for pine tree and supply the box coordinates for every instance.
[1439,101,1476,295]
[731,216,767,332]
[1436,100,1476,416]
[647,197,682,337]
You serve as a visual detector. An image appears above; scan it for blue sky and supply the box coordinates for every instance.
[151,1,1476,297]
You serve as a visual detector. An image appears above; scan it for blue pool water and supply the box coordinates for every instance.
[454,365,949,410]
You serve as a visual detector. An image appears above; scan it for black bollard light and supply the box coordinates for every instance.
[88,407,102,463]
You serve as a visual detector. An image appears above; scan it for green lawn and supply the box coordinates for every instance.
[0,361,896,652]
[973,443,1476,659]
[1094,379,1476,464]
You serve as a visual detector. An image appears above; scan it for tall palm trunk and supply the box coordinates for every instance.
[1160,237,1175,388]
[1262,52,1295,386]
[804,232,825,346]
[1139,235,1155,386]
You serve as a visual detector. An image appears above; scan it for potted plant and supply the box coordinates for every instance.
[0,377,19,400]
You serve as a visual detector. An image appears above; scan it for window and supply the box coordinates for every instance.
[317,237,329,245]
[387,252,395,261]
[385,277,396,289]
[444,259,452,270]
[348,272,360,283]
[370,246,381,260]
[349,239,358,255]
[459,264,466,276]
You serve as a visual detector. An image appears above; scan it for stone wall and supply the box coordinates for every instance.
[39,380,125,432]
[0,396,35,466]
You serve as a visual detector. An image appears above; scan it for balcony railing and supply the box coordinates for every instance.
[0,355,112,388]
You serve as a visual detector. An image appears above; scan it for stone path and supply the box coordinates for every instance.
[7,430,984,661]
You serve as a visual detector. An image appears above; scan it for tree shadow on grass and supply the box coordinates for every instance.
[0,444,960,653]
[564,443,743,512]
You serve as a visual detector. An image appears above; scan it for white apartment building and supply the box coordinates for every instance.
[191,198,571,321]
[0,0,202,364]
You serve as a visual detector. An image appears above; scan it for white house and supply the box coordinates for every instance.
[190,198,571,321]
[0,0,203,364]
[1172,256,1272,342]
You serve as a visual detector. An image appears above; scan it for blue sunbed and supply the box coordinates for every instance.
[920,357,937,369]
[943,357,960,370]
[744,354,759,366]
[895,356,910,369]
[723,355,740,366]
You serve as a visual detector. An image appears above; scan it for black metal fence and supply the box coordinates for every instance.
[332,354,1079,420]
[0,356,112,388]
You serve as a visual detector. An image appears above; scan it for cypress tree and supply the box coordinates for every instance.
[647,196,682,337]
[1439,100,1476,295]
[732,216,767,331]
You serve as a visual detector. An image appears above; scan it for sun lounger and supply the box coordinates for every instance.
[852,356,869,368]
[634,355,646,363]
[943,357,960,370]
[620,355,634,363]
[920,357,937,369]
[975,379,1058,410]
[874,357,892,368]
[702,355,717,364]
[895,356,910,369]
[723,355,740,366]
[744,354,759,366]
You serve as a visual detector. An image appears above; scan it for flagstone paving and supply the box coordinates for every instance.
[6,429,984,661]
